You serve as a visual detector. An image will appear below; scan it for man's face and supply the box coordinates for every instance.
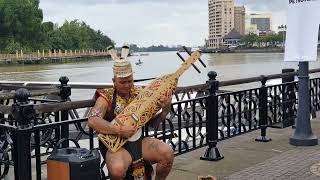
[113,75,134,96]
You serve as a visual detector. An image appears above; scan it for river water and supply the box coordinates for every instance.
[1,52,320,99]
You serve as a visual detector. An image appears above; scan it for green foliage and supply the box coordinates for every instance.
[0,0,114,52]
[4,39,22,53]
[46,20,114,50]
[0,0,43,50]
[240,33,259,47]
[131,44,181,52]
[240,33,284,48]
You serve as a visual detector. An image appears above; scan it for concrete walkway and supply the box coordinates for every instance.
[168,118,320,180]
[4,118,320,180]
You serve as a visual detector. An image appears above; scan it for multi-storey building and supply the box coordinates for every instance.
[234,6,245,35]
[249,13,272,32]
[207,0,234,49]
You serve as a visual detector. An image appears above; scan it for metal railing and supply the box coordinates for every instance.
[1,68,320,179]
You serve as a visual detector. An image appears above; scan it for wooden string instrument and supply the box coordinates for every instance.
[98,50,202,152]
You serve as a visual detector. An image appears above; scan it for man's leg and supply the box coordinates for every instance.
[106,148,132,180]
[142,137,174,180]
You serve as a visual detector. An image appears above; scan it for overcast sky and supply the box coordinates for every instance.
[39,0,287,47]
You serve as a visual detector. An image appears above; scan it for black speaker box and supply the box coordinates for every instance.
[47,147,101,180]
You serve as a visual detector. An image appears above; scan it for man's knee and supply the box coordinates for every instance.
[107,162,128,178]
[159,144,174,163]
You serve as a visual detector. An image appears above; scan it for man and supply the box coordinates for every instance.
[88,45,174,180]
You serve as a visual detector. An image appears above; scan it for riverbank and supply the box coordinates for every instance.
[204,47,284,53]
[0,55,110,66]
[205,47,320,54]
[234,47,284,53]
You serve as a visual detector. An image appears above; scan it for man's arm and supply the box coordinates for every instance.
[88,96,136,138]
[148,97,172,128]
[88,96,119,135]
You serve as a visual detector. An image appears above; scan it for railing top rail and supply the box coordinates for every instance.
[34,99,95,113]
[0,81,115,89]
[219,68,320,87]
[0,88,60,100]
[1,68,320,96]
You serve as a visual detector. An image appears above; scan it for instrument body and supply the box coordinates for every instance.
[98,50,201,152]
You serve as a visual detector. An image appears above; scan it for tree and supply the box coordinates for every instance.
[47,20,114,50]
[0,0,114,52]
[240,33,259,47]
[0,0,44,50]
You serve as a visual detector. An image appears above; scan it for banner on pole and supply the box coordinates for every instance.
[284,0,320,62]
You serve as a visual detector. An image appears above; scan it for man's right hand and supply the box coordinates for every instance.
[119,125,136,138]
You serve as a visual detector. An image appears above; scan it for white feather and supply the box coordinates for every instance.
[121,44,130,59]
[107,46,119,61]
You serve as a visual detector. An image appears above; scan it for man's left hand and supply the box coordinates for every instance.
[160,93,172,114]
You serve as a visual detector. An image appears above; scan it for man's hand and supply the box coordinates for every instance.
[160,93,172,114]
[119,125,137,138]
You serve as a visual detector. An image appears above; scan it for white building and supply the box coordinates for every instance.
[207,0,235,49]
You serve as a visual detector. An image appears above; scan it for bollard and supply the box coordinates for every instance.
[59,76,71,147]
[200,71,224,161]
[11,88,34,180]
[255,75,272,142]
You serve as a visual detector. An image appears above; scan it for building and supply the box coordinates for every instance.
[234,6,245,35]
[249,13,272,33]
[207,0,235,49]
[223,28,242,47]
[246,24,259,35]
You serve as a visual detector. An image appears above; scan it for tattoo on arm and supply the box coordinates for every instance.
[89,97,109,119]
[88,107,103,118]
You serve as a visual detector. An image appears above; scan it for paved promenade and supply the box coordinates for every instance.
[168,117,320,180]
[4,117,320,180]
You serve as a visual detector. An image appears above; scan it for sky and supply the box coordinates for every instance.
[39,0,287,47]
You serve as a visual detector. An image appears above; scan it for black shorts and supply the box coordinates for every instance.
[99,136,144,162]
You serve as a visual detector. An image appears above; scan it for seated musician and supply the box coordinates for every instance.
[88,45,174,180]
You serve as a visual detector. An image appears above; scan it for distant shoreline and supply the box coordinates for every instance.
[203,47,283,53]
[204,47,320,54]
[234,48,284,53]
[0,56,108,66]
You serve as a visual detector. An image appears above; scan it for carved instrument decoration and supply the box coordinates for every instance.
[98,47,205,152]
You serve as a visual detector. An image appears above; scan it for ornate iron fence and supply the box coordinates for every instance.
[1,69,320,179]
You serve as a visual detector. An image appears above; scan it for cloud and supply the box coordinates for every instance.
[39,0,286,47]
[235,0,287,31]
[236,0,286,12]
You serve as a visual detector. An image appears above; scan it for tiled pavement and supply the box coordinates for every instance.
[4,119,320,180]
[168,118,320,180]
[225,148,320,180]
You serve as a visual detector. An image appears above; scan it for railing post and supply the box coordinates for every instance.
[256,75,272,142]
[12,88,34,180]
[282,68,295,128]
[59,76,71,147]
[200,71,224,161]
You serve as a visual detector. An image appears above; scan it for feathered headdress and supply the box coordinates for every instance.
[108,44,133,78]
